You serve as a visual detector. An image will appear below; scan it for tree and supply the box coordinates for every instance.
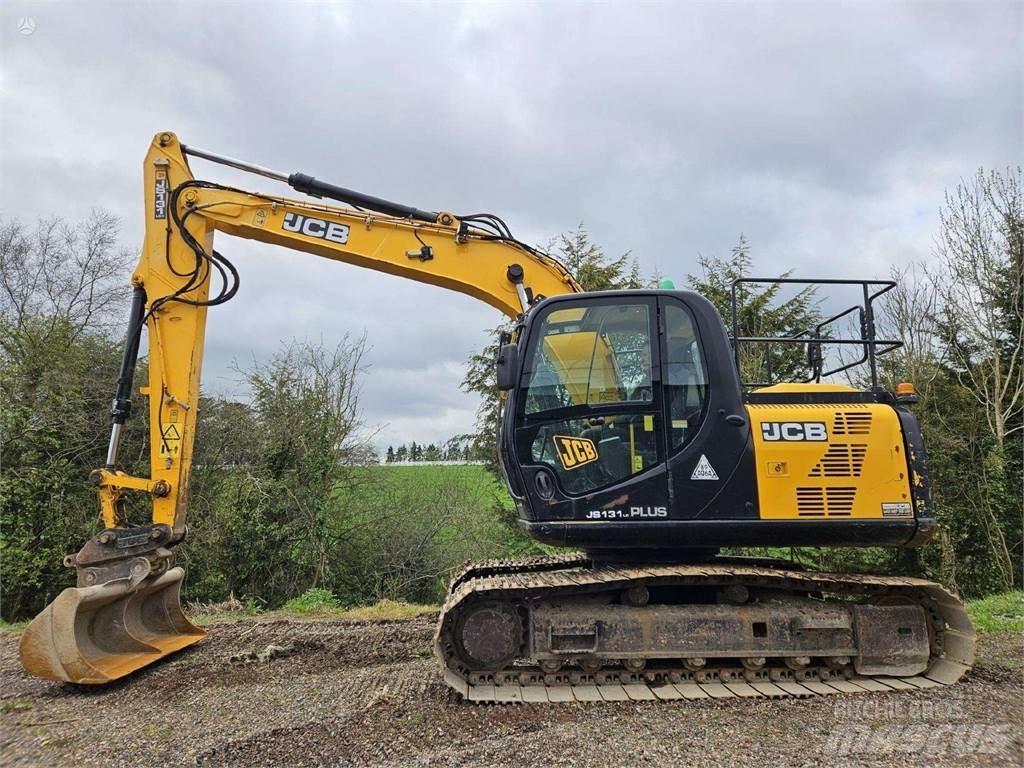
[0,212,133,347]
[327,462,517,604]
[461,224,643,471]
[687,236,819,385]
[932,167,1023,450]
[0,212,138,620]
[876,264,943,393]
[926,167,1023,592]
[549,224,642,292]
[386,445,395,463]
[183,336,378,604]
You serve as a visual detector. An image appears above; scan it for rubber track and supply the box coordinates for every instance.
[434,561,976,704]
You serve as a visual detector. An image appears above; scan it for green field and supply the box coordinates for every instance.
[339,462,527,556]
[362,463,511,505]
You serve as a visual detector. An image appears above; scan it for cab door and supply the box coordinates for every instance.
[658,294,756,520]
[511,296,671,522]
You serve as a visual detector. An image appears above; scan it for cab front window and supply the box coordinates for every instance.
[519,301,660,495]
[523,303,653,414]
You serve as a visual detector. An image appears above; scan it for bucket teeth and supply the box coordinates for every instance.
[19,567,205,683]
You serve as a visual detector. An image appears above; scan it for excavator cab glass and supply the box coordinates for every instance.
[519,300,662,494]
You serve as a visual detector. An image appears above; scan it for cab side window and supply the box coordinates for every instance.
[663,301,708,450]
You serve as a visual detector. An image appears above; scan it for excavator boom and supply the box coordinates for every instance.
[19,131,581,683]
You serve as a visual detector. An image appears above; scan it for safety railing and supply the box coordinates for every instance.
[729,277,903,390]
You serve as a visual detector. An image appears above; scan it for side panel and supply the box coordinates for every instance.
[747,403,914,521]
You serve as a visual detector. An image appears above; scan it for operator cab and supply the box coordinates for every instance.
[498,290,758,557]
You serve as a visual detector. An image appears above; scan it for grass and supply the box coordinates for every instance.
[0,619,28,633]
[966,590,1024,633]
[330,599,438,621]
[279,588,439,618]
[281,587,341,613]
[192,597,437,627]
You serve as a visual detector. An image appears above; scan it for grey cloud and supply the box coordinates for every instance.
[1,0,1019,450]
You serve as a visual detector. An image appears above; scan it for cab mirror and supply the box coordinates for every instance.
[496,343,519,391]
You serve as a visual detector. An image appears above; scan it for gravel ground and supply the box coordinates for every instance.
[1,615,1020,767]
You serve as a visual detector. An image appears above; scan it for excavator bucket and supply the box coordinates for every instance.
[19,567,205,684]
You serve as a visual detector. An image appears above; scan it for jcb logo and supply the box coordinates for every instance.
[553,435,598,470]
[282,212,350,244]
[761,422,828,442]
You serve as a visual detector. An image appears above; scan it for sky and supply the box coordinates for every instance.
[1,1,1020,452]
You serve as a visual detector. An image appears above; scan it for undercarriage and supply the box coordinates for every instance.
[434,554,976,703]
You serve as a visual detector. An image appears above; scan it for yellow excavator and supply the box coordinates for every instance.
[20,132,975,702]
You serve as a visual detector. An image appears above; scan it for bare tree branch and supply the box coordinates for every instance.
[931,167,1024,445]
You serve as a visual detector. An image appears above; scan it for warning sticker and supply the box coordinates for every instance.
[882,502,913,518]
[161,423,181,456]
[690,454,719,481]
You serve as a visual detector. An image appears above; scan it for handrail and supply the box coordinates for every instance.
[729,277,900,390]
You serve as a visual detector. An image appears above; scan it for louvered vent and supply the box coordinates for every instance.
[809,444,868,477]
[833,411,872,435]
[796,487,857,517]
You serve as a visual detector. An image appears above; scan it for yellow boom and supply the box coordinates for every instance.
[19,131,581,683]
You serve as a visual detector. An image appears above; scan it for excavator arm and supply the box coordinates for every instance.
[19,131,581,683]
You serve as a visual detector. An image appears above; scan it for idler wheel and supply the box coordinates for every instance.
[456,602,522,670]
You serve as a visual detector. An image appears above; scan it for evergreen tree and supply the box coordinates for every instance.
[688,236,819,386]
